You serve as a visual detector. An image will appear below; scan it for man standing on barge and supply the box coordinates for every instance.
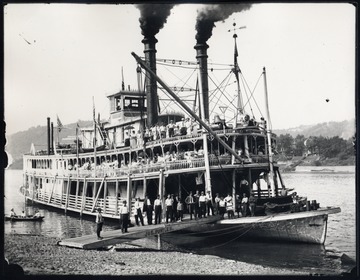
[185,191,195,220]
[134,197,144,226]
[119,200,129,233]
[154,195,162,224]
[143,195,153,225]
[95,208,104,240]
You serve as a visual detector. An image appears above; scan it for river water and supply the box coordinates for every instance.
[4,166,357,275]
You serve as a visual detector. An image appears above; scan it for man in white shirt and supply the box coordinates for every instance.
[165,194,173,223]
[205,191,214,216]
[167,120,175,137]
[214,193,221,215]
[241,194,249,217]
[134,197,144,226]
[199,191,207,218]
[185,192,195,220]
[119,200,129,233]
[154,195,162,224]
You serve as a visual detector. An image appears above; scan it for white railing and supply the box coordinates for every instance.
[27,153,266,178]
[36,189,133,216]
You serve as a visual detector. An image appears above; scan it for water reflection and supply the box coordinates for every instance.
[160,233,345,274]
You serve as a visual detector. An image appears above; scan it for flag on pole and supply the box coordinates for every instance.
[92,96,96,122]
[121,67,125,90]
[57,115,63,132]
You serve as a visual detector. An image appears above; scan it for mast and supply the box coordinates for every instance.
[47,117,51,155]
[76,125,79,177]
[231,23,250,160]
[263,67,276,197]
[92,97,97,177]
[229,23,246,126]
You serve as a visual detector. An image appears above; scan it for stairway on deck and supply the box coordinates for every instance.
[58,215,220,250]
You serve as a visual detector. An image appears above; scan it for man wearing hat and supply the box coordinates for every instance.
[119,200,129,233]
[95,208,104,240]
[134,197,144,226]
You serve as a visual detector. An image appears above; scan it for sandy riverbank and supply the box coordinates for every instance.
[4,233,319,276]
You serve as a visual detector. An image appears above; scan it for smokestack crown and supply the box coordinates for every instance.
[137,4,175,39]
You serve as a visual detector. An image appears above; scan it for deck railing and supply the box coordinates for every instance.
[35,190,136,217]
[26,153,269,178]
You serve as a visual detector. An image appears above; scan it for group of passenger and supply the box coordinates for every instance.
[131,189,257,229]
[215,192,257,219]
[65,113,268,173]
[73,146,236,173]
[95,188,260,239]
[145,118,200,141]
[124,113,262,148]
[123,118,200,149]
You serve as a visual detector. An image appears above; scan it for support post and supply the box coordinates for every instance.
[75,179,79,209]
[244,135,249,159]
[115,179,119,216]
[143,177,147,198]
[248,169,252,194]
[48,175,57,204]
[64,177,71,213]
[60,177,65,205]
[80,178,87,217]
[232,170,236,204]
[231,136,236,164]
[126,174,131,213]
[159,169,165,221]
[103,179,108,213]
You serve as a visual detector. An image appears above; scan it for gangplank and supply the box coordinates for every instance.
[58,215,220,250]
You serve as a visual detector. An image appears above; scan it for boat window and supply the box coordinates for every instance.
[123,97,145,110]
[124,97,138,109]
[115,96,121,111]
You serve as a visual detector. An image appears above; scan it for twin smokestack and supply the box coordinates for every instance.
[138,4,252,127]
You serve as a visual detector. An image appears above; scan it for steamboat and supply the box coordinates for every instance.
[21,20,340,244]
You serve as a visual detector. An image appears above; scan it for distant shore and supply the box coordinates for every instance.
[4,233,318,276]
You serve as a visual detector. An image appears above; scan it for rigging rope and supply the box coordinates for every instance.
[241,71,264,119]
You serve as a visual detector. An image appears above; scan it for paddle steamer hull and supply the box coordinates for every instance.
[176,207,340,245]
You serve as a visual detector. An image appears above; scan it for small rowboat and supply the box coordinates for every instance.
[5,215,44,222]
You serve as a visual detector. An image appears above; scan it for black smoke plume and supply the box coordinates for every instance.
[137,4,175,38]
[195,4,252,44]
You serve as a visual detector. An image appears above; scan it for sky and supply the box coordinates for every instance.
[4,3,356,135]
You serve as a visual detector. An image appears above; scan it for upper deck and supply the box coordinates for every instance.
[23,121,276,181]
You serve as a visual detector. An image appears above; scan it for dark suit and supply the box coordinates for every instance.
[143,199,153,225]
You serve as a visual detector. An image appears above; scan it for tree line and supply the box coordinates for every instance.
[276,134,355,159]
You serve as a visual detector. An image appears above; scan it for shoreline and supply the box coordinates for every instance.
[4,233,318,276]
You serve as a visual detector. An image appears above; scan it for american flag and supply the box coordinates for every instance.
[57,115,63,132]
[92,97,96,122]
[121,67,125,90]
